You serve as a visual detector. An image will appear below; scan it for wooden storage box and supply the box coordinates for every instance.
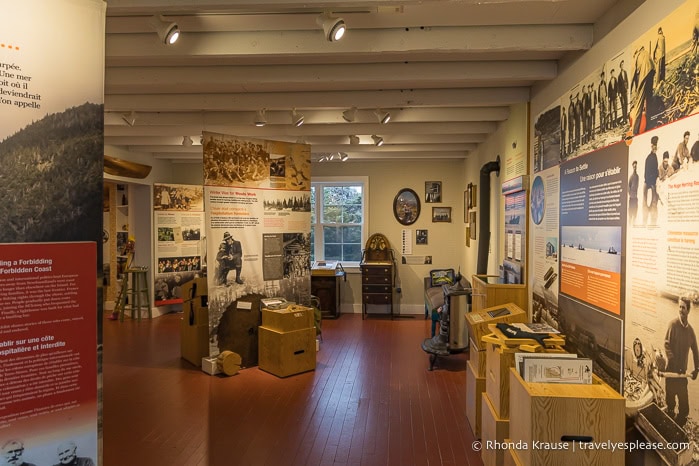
[465,302,527,351]
[485,343,517,419]
[258,326,316,378]
[181,277,208,300]
[471,274,528,313]
[183,298,208,326]
[466,360,486,439]
[509,369,625,466]
[262,305,314,333]
[470,336,486,377]
[481,393,510,466]
[180,318,209,367]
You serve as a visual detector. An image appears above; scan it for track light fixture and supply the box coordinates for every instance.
[371,135,384,147]
[253,109,267,127]
[149,15,180,45]
[375,109,391,124]
[342,107,357,123]
[316,12,346,42]
[121,111,136,127]
[348,135,360,145]
[340,152,349,162]
[182,136,193,147]
[318,155,328,162]
[291,108,305,127]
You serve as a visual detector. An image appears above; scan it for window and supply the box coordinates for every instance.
[311,177,368,265]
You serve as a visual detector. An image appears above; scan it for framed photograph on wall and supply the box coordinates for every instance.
[469,211,477,239]
[425,181,442,203]
[464,190,469,222]
[432,207,452,223]
[416,229,428,244]
[393,188,421,225]
[467,182,477,209]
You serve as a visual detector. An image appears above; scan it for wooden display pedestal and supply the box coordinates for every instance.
[471,274,528,313]
[481,393,509,466]
[508,369,625,466]
[466,360,485,439]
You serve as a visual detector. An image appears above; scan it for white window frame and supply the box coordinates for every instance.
[311,176,369,268]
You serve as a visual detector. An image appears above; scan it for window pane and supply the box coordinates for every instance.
[323,226,341,243]
[323,205,342,223]
[342,226,362,243]
[324,243,342,260]
[343,205,362,224]
[343,243,362,261]
[310,228,315,262]
[310,186,316,224]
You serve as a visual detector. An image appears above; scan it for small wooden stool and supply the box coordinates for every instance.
[116,267,152,321]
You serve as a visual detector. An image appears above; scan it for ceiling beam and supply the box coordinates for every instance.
[103,108,509,126]
[156,150,471,161]
[105,25,591,65]
[104,88,529,111]
[105,121,499,137]
[105,133,489,146]
[105,61,556,94]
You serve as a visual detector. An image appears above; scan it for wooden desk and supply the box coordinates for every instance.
[311,269,345,319]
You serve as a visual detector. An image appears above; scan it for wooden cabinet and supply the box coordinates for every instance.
[311,269,345,319]
[471,274,527,313]
[361,262,393,319]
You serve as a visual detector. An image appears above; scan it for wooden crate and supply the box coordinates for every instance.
[466,360,486,439]
[470,336,486,377]
[180,318,209,367]
[481,393,509,466]
[509,369,625,466]
[485,343,517,419]
[465,302,527,351]
[636,403,692,466]
[471,274,528,313]
[258,326,316,378]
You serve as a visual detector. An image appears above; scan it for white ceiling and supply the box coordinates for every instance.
[104,0,636,163]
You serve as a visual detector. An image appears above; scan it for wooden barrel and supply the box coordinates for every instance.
[216,351,242,376]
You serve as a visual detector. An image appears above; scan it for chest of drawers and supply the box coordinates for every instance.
[361,262,393,319]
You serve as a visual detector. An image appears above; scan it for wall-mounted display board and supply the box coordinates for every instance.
[530,1,699,456]
[153,183,206,306]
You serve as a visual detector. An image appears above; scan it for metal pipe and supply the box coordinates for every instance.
[477,156,500,275]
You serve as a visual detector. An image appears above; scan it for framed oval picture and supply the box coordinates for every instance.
[393,188,421,225]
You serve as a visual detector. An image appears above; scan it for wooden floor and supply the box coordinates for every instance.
[102,313,483,466]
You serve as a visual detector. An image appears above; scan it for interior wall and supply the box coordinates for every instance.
[312,159,467,314]
[461,102,529,284]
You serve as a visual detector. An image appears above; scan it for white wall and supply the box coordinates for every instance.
[461,102,529,284]
[312,159,468,314]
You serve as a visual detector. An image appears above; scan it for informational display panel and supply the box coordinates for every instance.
[530,0,699,453]
[153,183,206,305]
[0,1,103,464]
[0,243,98,464]
[202,132,311,357]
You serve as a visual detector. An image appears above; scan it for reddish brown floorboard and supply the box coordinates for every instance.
[102,313,483,466]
